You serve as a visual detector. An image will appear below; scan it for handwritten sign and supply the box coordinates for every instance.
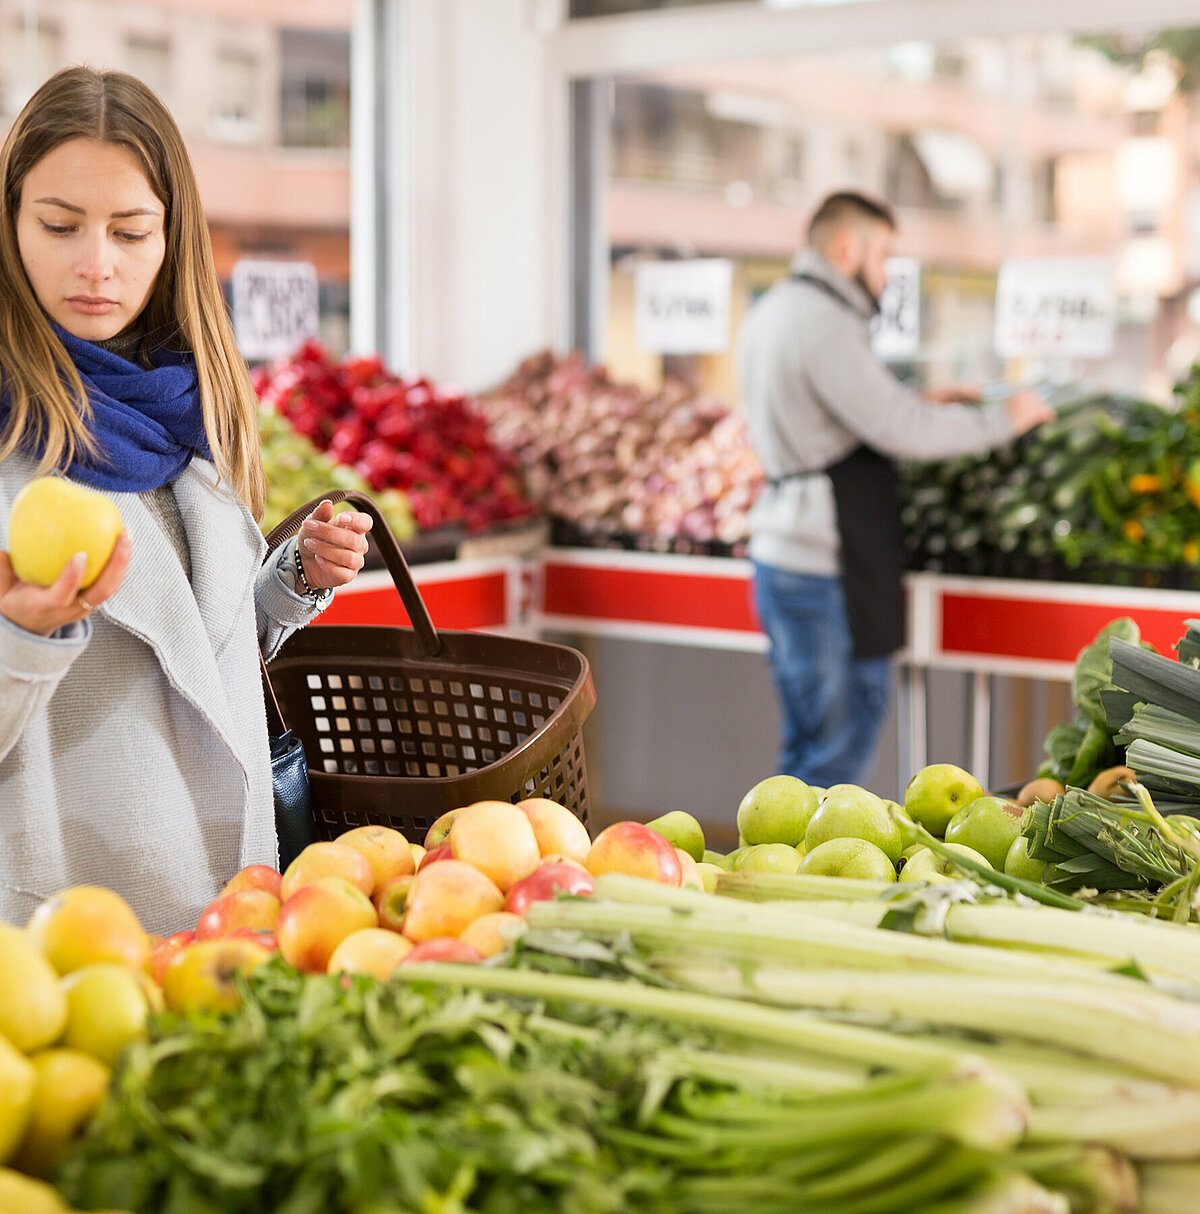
[232,260,320,362]
[872,257,920,361]
[634,259,733,354]
[994,257,1116,359]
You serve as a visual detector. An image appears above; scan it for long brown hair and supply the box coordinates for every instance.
[0,66,265,517]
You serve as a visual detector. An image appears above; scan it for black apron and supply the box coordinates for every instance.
[780,273,906,659]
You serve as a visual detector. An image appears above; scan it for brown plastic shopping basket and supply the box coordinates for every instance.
[263,492,596,840]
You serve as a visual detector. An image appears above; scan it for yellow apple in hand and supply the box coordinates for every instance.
[8,476,122,588]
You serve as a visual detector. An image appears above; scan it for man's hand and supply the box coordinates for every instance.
[924,385,983,405]
[0,532,131,636]
[297,500,373,591]
[1004,388,1055,437]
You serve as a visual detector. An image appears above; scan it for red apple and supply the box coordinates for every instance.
[418,842,452,870]
[401,860,504,943]
[195,889,281,940]
[226,928,278,953]
[450,800,540,892]
[146,930,195,986]
[276,875,378,973]
[220,864,283,899]
[399,938,484,965]
[503,861,595,916]
[585,821,683,885]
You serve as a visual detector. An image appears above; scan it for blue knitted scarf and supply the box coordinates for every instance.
[1,324,213,492]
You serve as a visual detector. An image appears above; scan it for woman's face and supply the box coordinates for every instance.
[16,137,166,342]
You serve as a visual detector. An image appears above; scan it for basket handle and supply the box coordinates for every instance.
[264,490,442,657]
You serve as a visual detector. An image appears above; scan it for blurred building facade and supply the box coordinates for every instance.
[0,0,353,352]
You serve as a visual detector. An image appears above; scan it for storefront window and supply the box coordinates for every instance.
[602,27,1200,404]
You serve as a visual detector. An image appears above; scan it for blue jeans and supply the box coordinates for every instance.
[751,561,892,788]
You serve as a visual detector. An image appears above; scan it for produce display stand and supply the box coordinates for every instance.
[319,545,1200,792]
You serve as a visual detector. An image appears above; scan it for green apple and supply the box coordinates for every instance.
[734,843,803,875]
[736,775,819,847]
[798,838,897,883]
[899,843,991,884]
[695,862,725,892]
[1004,835,1046,883]
[804,784,904,865]
[722,847,749,872]
[944,796,1027,871]
[903,764,986,837]
[702,849,728,868]
[645,811,706,862]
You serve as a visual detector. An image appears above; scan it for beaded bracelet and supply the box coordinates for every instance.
[294,539,321,599]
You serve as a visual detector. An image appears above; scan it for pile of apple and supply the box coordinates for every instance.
[695,765,1052,885]
[478,351,763,549]
[1,889,153,1214]
[151,799,702,1010]
[253,343,534,533]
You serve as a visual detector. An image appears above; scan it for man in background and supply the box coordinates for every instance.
[737,190,1051,788]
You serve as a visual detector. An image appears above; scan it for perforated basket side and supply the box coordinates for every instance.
[266,625,596,840]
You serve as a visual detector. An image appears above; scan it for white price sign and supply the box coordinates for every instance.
[634,259,733,354]
[994,257,1116,360]
[872,257,920,361]
[232,260,320,361]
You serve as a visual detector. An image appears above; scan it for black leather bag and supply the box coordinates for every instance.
[262,651,317,870]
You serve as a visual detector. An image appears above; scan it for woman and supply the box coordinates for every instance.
[0,67,372,935]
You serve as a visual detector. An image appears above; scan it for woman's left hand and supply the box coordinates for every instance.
[296,500,373,591]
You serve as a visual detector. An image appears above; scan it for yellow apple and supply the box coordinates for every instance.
[0,1033,35,1165]
[25,886,149,975]
[516,798,592,864]
[0,924,67,1053]
[279,841,374,902]
[326,928,413,979]
[0,1165,69,1214]
[335,824,415,891]
[674,848,705,889]
[450,801,541,892]
[7,476,123,588]
[401,860,505,943]
[276,875,377,973]
[161,937,272,1015]
[13,1048,111,1178]
[60,963,150,1068]
[458,911,525,958]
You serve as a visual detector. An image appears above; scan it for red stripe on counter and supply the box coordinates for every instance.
[315,572,508,631]
[542,561,758,632]
[939,593,1194,663]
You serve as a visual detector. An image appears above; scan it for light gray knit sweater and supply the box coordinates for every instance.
[0,453,327,935]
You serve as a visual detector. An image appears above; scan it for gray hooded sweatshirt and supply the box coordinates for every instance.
[737,248,1016,575]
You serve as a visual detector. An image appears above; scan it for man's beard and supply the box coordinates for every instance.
[855,271,882,313]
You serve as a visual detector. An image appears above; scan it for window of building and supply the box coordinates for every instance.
[125,33,171,105]
[210,47,260,142]
[279,28,351,149]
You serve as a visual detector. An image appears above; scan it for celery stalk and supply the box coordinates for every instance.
[393,963,1029,1150]
[1137,1162,1200,1214]
[654,964,1200,1086]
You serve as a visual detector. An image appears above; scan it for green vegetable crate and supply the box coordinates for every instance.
[262,491,596,838]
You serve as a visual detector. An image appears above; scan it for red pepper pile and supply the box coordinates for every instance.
[253,343,534,533]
